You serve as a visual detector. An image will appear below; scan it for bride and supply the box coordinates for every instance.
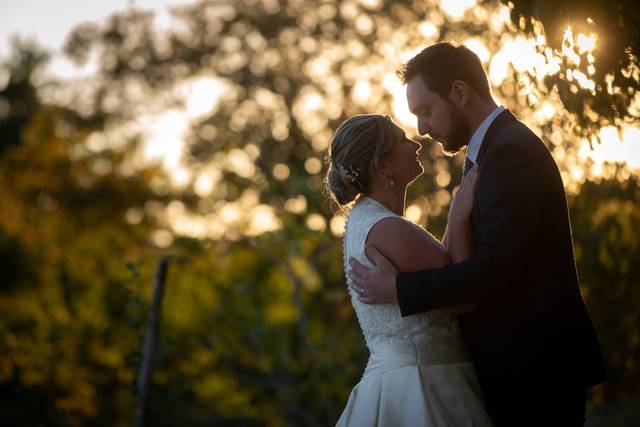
[325,114,493,426]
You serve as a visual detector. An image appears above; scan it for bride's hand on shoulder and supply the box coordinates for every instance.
[448,164,479,225]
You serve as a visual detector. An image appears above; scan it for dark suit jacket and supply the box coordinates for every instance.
[396,110,605,422]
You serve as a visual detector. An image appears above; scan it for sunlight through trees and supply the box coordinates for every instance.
[1,0,638,425]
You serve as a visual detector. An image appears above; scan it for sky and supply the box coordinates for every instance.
[0,0,223,178]
[0,0,185,63]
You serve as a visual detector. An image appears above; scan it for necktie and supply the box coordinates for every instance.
[463,157,474,177]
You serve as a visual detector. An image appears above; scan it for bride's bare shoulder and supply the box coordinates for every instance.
[366,217,450,272]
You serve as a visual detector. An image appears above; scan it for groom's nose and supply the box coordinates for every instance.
[418,119,432,137]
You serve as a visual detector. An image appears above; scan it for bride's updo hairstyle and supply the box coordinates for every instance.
[325,114,400,206]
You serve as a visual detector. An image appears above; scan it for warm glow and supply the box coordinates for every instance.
[580,126,640,173]
[311,130,332,152]
[170,166,193,190]
[0,0,182,59]
[273,163,291,180]
[418,22,439,39]
[306,214,327,231]
[285,196,307,214]
[164,188,285,240]
[220,204,242,224]
[562,27,581,66]
[226,148,256,179]
[292,85,328,135]
[165,206,227,241]
[142,109,187,169]
[571,69,596,91]
[384,73,415,129]
[330,215,346,237]
[489,36,550,85]
[135,75,226,189]
[247,205,281,235]
[533,101,557,123]
[436,189,452,206]
[352,80,372,105]
[406,204,422,223]
[125,207,144,225]
[359,0,382,9]
[436,171,452,187]
[464,38,491,63]
[576,33,596,54]
[304,157,323,174]
[48,54,99,80]
[193,166,221,197]
[151,229,174,248]
[8,0,635,246]
[440,0,476,21]
[183,77,225,118]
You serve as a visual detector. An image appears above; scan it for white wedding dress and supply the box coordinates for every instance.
[336,197,493,427]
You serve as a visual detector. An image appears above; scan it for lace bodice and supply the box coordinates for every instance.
[342,197,461,350]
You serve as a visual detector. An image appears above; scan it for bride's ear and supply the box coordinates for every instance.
[373,157,389,178]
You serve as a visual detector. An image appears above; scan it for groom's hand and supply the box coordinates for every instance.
[348,244,398,304]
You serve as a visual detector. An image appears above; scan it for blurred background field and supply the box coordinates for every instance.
[0,0,638,425]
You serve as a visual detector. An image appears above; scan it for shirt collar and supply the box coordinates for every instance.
[466,105,505,164]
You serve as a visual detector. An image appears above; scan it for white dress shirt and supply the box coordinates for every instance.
[465,105,505,164]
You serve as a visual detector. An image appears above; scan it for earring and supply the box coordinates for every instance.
[383,175,394,188]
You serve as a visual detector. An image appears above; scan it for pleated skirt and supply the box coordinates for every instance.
[336,338,494,427]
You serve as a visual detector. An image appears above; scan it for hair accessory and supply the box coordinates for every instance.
[340,164,360,184]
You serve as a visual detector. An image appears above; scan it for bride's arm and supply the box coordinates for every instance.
[367,217,477,314]
[440,166,479,314]
[366,217,450,275]
[366,164,479,277]
[443,219,474,263]
[362,169,480,312]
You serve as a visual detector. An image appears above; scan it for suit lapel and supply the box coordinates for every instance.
[471,109,517,244]
[475,109,517,167]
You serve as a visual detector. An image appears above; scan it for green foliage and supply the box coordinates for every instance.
[505,0,640,136]
[569,173,640,402]
[0,47,162,425]
[0,1,638,426]
[142,233,366,426]
[0,39,47,155]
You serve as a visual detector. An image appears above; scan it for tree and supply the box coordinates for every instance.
[0,39,47,155]
[0,42,165,426]
[568,173,640,403]
[2,1,638,425]
[505,0,640,137]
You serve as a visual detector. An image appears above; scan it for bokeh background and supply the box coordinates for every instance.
[1,0,639,426]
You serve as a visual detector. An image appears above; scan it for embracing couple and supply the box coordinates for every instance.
[325,42,605,426]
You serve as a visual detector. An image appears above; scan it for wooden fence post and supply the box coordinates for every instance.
[135,257,169,427]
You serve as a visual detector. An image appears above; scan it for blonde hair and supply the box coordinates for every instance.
[324,114,402,206]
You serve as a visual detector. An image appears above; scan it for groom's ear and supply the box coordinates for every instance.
[449,80,470,109]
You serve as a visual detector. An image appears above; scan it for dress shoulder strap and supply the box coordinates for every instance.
[344,197,399,269]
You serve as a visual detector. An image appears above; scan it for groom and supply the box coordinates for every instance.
[348,42,605,426]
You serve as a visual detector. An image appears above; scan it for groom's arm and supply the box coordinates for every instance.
[397,140,544,316]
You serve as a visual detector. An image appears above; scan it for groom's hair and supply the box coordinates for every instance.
[397,42,492,101]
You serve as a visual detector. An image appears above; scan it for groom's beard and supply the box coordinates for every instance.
[442,102,472,155]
